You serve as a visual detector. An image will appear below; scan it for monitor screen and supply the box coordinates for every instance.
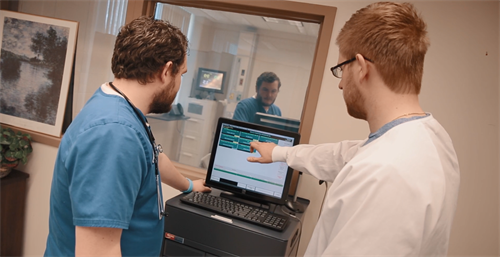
[254,112,301,133]
[205,118,301,205]
[196,68,226,94]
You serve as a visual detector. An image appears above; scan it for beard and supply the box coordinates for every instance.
[343,74,367,120]
[149,80,177,114]
[256,94,275,107]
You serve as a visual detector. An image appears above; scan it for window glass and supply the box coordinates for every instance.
[149,3,319,169]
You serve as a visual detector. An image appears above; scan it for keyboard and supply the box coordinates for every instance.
[181,192,289,231]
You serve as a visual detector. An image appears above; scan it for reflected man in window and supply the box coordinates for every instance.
[232,72,282,122]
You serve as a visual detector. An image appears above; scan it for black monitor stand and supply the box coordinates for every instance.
[285,171,305,213]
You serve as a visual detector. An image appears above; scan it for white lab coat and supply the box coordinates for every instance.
[273,115,460,256]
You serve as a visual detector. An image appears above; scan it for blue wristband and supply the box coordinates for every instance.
[182,178,193,194]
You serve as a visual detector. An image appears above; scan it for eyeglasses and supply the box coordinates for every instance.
[330,57,373,79]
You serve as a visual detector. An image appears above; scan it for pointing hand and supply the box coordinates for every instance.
[247,142,277,163]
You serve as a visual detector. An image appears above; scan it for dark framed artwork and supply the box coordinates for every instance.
[0,10,78,137]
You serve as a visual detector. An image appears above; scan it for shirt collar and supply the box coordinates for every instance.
[364,113,430,146]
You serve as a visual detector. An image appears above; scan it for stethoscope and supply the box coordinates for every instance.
[109,82,165,220]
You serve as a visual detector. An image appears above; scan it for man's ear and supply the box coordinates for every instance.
[355,53,369,83]
[160,61,174,82]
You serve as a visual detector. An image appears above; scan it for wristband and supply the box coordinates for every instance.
[182,178,193,194]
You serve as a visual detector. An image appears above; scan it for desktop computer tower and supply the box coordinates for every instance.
[161,191,308,257]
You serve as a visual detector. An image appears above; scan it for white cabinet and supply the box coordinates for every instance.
[178,98,222,167]
[148,117,184,162]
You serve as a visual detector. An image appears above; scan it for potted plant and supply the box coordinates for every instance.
[0,126,33,178]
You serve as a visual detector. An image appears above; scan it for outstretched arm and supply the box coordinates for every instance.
[248,140,364,182]
[158,152,211,192]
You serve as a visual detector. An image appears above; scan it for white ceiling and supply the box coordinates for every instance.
[181,6,320,37]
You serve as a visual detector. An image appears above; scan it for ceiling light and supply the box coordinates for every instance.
[262,17,279,23]
[288,20,303,27]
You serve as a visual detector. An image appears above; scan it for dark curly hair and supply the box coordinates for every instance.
[256,72,281,90]
[111,16,188,85]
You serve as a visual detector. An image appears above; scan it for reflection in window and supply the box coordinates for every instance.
[150,3,319,169]
[155,4,191,36]
[103,0,127,35]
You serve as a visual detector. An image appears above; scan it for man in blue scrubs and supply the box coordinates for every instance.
[44,16,210,257]
[232,72,282,122]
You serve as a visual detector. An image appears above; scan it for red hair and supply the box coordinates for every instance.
[337,2,429,94]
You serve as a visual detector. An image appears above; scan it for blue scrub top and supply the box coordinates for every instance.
[45,87,163,257]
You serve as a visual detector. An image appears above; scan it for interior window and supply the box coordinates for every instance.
[148,3,320,170]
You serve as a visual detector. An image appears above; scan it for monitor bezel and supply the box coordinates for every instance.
[205,117,301,205]
[254,112,301,133]
[195,67,226,94]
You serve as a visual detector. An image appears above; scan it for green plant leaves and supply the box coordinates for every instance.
[0,126,33,166]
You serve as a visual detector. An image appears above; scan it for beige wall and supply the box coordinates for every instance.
[19,143,56,256]
[13,1,500,256]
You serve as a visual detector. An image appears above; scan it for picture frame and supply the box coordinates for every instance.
[0,10,78,137]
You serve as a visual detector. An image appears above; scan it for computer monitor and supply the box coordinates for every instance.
[195,67,226,94]
[205,118,301,205]
[254,112,300,133]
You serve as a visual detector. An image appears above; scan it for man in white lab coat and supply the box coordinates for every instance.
[248,2,460,256]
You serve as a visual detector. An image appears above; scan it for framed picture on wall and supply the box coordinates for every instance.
[0,10,78,137]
